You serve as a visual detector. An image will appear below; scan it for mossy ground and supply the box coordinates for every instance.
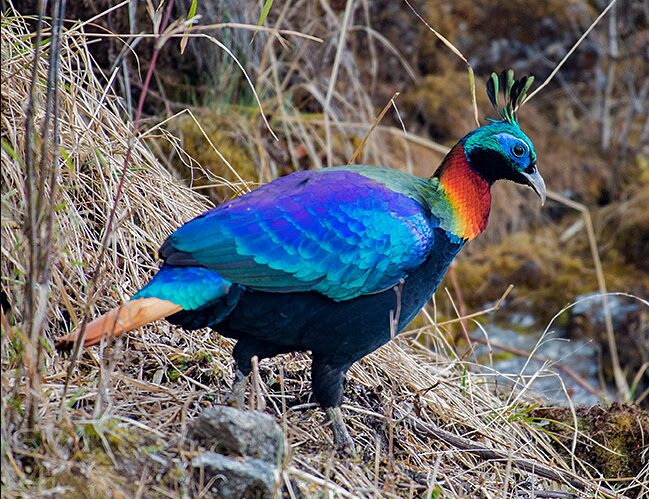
[531,404,649,481]
[161,113,259,203]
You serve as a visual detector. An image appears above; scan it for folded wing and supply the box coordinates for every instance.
[161,169,437,301]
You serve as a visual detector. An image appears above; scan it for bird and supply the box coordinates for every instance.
[56,70,545,451]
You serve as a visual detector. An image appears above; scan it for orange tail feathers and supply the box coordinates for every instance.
[55,298,182,350]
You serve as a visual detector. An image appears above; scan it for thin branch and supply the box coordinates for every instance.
[62,0,178,404]
[324,0,355,166]
[78,22,324,43]
[348,92,400,164]
[20,0,47,432]
[407,417,629,499]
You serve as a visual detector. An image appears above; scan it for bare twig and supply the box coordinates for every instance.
[62,0,178,403]
[20,0,47,433]
[76,22,324,43]
[599,1,618,151]
[324,0,355,166]
[22,0,67,431]
[348,92,400,164]
[407,417,629,499]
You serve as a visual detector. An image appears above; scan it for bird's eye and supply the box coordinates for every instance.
[512,144,526,157]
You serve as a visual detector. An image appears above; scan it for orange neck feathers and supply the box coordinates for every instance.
[435,143,491,241]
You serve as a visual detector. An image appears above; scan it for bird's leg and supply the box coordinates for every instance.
[230,338,286,409]
[312,355,356,453]
[225,369,248,408]
[326,406,356,454]
[228,339,259,408]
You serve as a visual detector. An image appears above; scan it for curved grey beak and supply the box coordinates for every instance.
[523,168,546,206]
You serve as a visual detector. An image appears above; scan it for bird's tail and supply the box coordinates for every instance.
[55,298,182,350]
[56,265,233,351]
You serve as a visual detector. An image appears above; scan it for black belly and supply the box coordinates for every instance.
[169,229,462,365]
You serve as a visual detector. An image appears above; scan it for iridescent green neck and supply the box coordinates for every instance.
[328,165,440,209]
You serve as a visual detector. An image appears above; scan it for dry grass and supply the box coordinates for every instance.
[1,7,646,499]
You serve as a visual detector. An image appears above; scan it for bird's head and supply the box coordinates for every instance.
[460,71,546,205]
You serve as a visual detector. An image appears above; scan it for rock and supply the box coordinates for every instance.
[569,293,644,336]
[568,292,649,401]
[471,325,601,406]
[192,452,279,499]
[187,406,284,463]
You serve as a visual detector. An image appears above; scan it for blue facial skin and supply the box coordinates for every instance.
[495,132,534,172]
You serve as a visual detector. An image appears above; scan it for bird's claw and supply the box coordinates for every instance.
[225,369,247,408]
[326,406,356,456]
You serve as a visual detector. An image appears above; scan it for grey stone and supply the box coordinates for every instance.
[188,406,284,463]
[570,292,642,328]
[192,451,278,499]
[568,292,648,391]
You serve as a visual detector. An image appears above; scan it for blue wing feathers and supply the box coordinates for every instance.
[161,169,439,302]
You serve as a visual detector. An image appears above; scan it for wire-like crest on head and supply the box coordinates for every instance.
[486,69,534,125]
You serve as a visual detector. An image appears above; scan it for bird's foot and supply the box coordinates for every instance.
[225,369,247,408]
[326,406,356,456]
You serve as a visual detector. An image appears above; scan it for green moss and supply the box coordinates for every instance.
[6,417,167,498]
[531,404,649,490]
[402,70,483,140]
[490,351,515,363]
[76,419,137,452]
[1,334,24,367]
[505,402,540,424]
[193,351,213,364]
[163,351,218,385]
[167,367,183,383]
[166,113,258,202]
